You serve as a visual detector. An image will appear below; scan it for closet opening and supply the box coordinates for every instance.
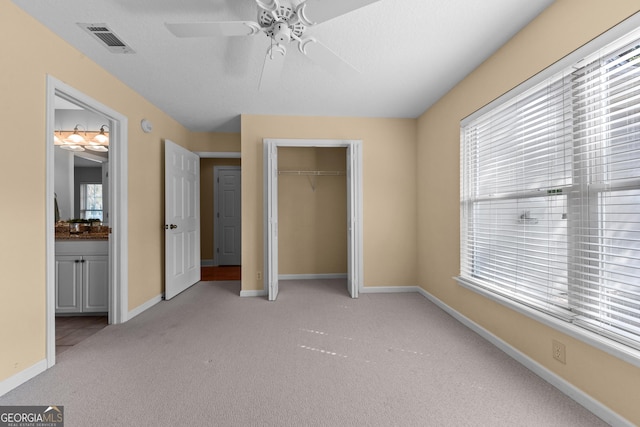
[263,139,363,301]
[278,147,347,295]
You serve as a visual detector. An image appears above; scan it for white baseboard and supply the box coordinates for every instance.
[360,285,420,294]
[127,294,162,320]
[239,281,413,297]
[415,287,632,427]
[279,273,348,280]
[240,289,267,297]
[0,359,47,397]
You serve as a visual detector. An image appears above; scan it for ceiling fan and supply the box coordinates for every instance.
[165,0,381,91]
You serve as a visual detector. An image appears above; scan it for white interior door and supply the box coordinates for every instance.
[216,167,241,266]
[265,142,279,300]
[165,139,201,300]
[346,143,360,298]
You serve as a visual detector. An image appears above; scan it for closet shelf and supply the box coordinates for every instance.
[278,170,346,176]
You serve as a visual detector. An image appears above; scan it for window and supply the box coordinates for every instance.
[80,183,103,221]
[459,27,640,351]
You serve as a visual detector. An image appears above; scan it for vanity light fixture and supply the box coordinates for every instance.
[64,124,87,144]
[54,125,109,152]
[53,131,63,145]
[60,144,86,152]
[91,124,109,144]
[86,145,108,152]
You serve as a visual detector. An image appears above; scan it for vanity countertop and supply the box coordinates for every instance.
[55,222,108,241]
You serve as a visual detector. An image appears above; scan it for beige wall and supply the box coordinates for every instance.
[278,147,347,275]
[187,132,240,153]
[0,2,232,382]
[416,1,640,423]
[241,115,417,291]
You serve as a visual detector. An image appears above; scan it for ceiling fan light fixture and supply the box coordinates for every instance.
[273,22,291,44]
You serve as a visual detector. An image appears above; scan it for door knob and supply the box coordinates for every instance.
[170,224,178,229]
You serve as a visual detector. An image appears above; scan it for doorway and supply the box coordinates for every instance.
[54,100,109,356]
[197,153,242,285]
[46,76,128,368]
[263,139,363,301]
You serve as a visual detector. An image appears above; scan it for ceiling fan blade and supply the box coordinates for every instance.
[299,38,359,76]
[296,0,381,26]
[165,21,261,38]
[259,45,287,92]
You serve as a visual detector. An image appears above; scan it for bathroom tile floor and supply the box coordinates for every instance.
[55,316,108,355]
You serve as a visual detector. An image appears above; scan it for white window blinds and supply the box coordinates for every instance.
[569,36,640,348]
[460,29,640,350]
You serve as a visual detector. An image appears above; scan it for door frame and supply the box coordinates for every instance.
[46,76,128,368]
[213,165,242,266]
[263,139,363,300]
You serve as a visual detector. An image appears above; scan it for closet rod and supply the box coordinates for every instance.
[278,170,346,176]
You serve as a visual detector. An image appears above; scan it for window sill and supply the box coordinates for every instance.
[454,276,640,369]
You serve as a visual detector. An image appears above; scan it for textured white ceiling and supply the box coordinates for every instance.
[13,0,555,132]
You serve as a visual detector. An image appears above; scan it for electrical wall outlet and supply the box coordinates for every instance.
[552,340,566,364]
[256,271,262,281]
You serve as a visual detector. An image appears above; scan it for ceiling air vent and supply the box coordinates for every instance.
[77,23,135,54]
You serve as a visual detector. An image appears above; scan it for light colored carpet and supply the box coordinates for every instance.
[1,279,609,426]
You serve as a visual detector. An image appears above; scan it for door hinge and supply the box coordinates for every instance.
[217,212,220,218]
